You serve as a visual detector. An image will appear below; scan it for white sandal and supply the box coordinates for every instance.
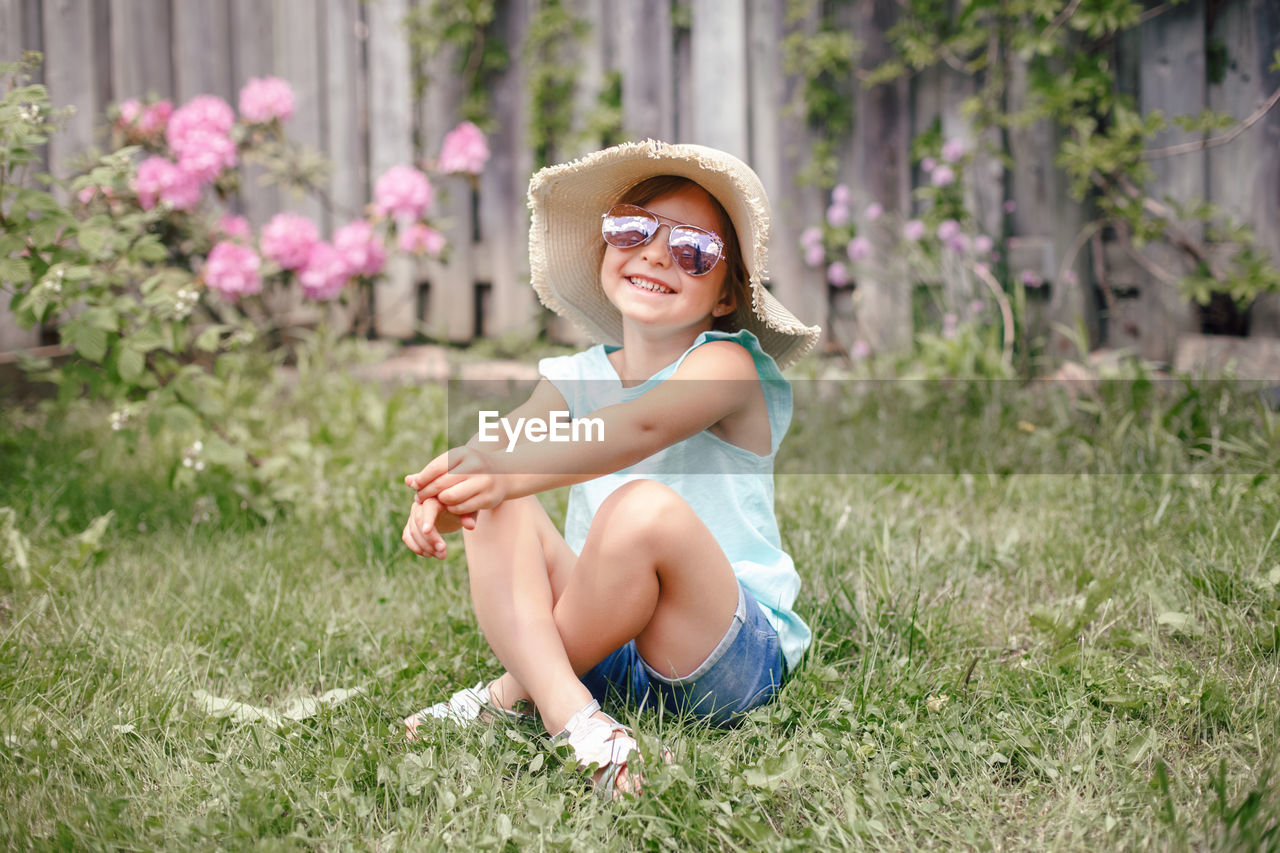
[552,700,649,799]
[404,681,536,739]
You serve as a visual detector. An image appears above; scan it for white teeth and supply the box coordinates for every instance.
[629,277,673,293]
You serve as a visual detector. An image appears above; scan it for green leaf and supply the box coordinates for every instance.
[0,257,32,286]
[117,344,145,384]
[75,325,109,362]
[194,324,229,352]
[201,436,246,468]
[13,285,51,326]
[76,226,111,255]
[161,404,198,434]
[81,306,119,332]
[126,324,167,353]
[130,235,168,264]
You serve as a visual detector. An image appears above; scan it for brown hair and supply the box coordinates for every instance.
[612,175,748,332]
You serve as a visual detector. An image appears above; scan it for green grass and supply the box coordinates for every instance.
[2,373,1279,850]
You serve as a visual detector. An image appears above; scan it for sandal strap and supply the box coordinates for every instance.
[410,681,536,727]
[554,700,637,774]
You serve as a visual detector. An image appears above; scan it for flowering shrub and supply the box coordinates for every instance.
[802,135,1033,372]
[0,53,486,513]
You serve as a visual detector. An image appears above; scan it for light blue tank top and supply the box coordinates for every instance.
[538,328,810,670]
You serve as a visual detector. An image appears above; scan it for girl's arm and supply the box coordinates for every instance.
[408,341,760,513]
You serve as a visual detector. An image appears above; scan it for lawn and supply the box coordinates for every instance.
[2,363,1278,850]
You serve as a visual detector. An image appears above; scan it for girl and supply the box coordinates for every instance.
[400,141,820,797]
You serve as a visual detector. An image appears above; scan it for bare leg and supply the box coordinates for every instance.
[461,480,740,733]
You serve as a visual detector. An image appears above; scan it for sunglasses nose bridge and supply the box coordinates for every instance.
[638,223,675,267]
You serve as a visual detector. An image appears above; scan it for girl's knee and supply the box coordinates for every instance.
[593,480,689,550]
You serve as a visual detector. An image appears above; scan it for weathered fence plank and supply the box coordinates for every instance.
[1138,0,1206,361]
[273,0,326,228]
[0,0,37,350]
[41,0,99,181]
[1207,0,1280,338]
[757,0,825,342]
[1006,51,1094,358]
[108,0,171,103]
[690,0,748,160]
[323,0,367,224]
[848,0,912,354]
[478,0,536,338]
[568,0,609,160]
[228,0,280,228]
[365,0,417,339]
[1,0,24,61]
[171,0,233,103]
[617,0,674,141]
[413,9,474,343]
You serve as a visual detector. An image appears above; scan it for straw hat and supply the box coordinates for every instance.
[527,140,822,370]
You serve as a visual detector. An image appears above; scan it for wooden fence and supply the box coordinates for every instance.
[2,0,1278,364]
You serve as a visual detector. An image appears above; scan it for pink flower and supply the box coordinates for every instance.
[903,219,926,242]
[804,243,826,268]
[941,139,965,162]
[800,226,823,247]
[167,95,235,153]
[1003,199,1017,214]
[399,223,446,257]
[217,214,252,241]
[864,202,883,221]
[437,121,489,174]
[826,203,850,228]
[973,235,994,256]
[827,261,850,287]
[945,233,970,254]
[333,220,386,277]
[931,165,956,187]
[204,241,262,297]
[298,241,350,300]
[969,299,985,315]
[921,157,937,174]
[831,184,851,205]
[936,219,961,243]
[238,76,295,124]
[118,99,142,126]
[373,165,433,222]
[77,186,99,205]
[175,129,237,184]
[942,312,958,339]
[846,236,872,262]
[261,212,319,270]
[139,100,172,135]
[850,340,871,361]
[1020,269,1044,288]
[132,156,200,211]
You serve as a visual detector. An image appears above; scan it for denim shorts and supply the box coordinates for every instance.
[580,585,788,728]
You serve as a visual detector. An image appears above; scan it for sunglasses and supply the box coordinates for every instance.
[600,204,726,277]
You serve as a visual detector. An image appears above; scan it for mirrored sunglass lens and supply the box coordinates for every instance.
[602,206,656,248]
[670,227,722,275]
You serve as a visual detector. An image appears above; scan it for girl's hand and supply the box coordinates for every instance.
[405,446,508,516]
[402,496,448,559]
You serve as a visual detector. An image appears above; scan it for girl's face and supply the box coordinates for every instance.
[599,184,734,339]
